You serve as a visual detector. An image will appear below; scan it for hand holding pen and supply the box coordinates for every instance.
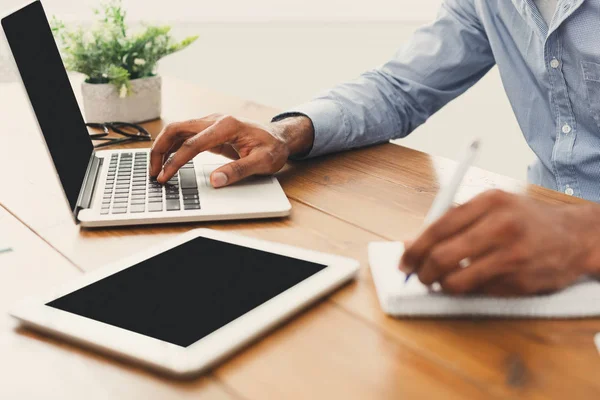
[401,139,480,284]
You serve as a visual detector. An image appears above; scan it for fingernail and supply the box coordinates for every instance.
[399,262,413,273]
[212,172,228,188]
[157,170,165,182]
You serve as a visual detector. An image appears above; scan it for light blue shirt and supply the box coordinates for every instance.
[278,0,600,202]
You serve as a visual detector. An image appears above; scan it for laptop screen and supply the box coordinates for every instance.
[2,1,93,212]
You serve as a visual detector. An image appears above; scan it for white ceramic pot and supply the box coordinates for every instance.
[81,75,162,123]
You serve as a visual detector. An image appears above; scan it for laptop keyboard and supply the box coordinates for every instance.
[100,152,201,215]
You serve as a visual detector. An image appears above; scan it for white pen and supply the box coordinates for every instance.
[404,138,481,283]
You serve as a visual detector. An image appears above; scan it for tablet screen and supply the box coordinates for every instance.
[47,236,327,347]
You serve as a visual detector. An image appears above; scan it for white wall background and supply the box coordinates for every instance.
[3,0,443,21]
[1,0,535,181]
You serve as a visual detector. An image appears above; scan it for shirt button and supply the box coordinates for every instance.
[562,124,572,134]
[550,58,560,69]
[565,187,574,196]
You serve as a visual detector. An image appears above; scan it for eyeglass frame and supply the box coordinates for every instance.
[86,122,153,148]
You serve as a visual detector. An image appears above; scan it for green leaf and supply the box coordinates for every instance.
[105,65,131,95]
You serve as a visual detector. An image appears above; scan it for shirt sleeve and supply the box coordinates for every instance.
[273,0,496,158]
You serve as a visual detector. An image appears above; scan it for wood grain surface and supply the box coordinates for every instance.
[1,77,598,399]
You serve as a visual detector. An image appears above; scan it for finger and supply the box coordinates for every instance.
[477,271,575,297]
[437,249,513,295]
[163,138,186,166]
[476,276,522,297]
[158,122,234,183]
[416,212,514,285]
[150,119,212,176]
[164,142,238,171]
[401,190,513,272]
[209,144,241,160]
[398,240,414,271]
[211,152,268,188]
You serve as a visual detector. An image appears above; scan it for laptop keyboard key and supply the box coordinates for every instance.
[179,169,197,189]
[166,199,180,211]
[130,205,145,213]
[148,202,163,212]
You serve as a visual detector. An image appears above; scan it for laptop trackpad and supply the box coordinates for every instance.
[202,164,273,187]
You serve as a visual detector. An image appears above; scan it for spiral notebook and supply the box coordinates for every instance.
[368,242,600,318]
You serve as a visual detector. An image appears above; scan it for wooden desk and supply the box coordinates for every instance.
[1,77,599,399]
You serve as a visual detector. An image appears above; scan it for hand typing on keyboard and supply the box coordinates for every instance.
[149,114,315,188]
[102,152,200,215]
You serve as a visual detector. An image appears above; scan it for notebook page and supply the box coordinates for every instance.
[369,242,600,318]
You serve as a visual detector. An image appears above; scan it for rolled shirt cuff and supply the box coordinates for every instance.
[272,99,348,160]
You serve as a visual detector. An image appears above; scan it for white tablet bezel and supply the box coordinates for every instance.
[9,228,360,377]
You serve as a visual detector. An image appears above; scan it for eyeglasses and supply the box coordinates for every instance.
[86,122,152,148]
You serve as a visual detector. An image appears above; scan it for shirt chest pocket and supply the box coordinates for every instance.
[583,61,600,131]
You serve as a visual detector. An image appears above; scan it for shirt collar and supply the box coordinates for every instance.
[511,0,586,40]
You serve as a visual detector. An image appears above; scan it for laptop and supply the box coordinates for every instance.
[1,1,291,228]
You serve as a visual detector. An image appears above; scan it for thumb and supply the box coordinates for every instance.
[210,154,264,188]
[399,239,415,272]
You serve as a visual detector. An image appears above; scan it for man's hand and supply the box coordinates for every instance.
[400,190,600,296]
[149,114,314,187]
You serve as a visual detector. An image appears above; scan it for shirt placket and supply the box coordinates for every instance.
[544,0,583,197]
[545,34,580,197]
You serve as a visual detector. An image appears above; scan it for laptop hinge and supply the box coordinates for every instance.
[74,154,102,220]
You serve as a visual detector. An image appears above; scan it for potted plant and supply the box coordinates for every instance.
[51,0,198,123]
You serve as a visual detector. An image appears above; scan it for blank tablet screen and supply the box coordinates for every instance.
[47,236,327,347]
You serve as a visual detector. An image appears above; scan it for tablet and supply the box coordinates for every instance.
[10,229,359,377]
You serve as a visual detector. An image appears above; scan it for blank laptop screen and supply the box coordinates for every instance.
[2,1,93,211]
